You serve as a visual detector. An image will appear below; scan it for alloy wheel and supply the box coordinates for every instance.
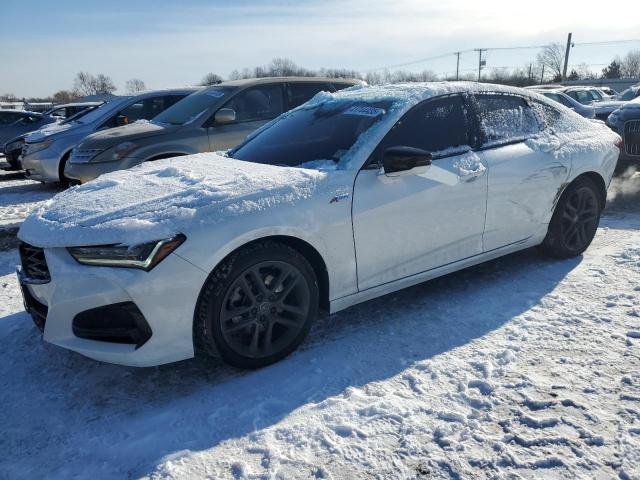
[560,186,599,251]
[219,260,311,359]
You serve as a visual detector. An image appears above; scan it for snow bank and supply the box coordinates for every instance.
[19,154,326,247]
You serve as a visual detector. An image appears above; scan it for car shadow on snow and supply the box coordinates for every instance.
[0,248,582,477]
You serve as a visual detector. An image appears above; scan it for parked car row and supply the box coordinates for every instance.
[2,78,363,183]
[1,102,102,169]
[15,81,621,368]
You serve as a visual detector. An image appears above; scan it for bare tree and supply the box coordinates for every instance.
[125,78,146,93]
[52,90,77,103]
[200,72,223,85]
[536,43,565,81]
[622,50,640,78]
[73,72,116,96]
[0,93,18,102]
[267,57,304,77]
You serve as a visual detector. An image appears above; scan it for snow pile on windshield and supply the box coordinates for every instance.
[19,154,326,247]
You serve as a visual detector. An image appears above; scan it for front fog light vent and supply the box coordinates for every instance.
[72,302,152,349]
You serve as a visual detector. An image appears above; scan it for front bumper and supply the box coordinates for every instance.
[21,146,63,182]
[65,159,129,184]
[17,246,208,367]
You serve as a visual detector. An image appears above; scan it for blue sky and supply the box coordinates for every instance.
[1,0,639,97]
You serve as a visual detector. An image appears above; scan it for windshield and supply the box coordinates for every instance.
[229,99,392,167]
[153,86,235,125]
[73,99,127,125]
[60,105,102,124]
[619,88,638,101]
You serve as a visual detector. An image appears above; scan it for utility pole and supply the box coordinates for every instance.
[562,32,573,81]
[528,63,533,82]
[474,49,486,82]
[455,52,460,81]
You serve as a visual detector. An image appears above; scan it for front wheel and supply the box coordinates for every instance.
[538,177,602,258]
[195,242,319,369]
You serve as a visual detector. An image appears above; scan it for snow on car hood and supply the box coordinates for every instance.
[78,121,177,149]
[19,153,327,248]
[26,121,77,141]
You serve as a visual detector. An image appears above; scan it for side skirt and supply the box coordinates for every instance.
[329,235,544,314]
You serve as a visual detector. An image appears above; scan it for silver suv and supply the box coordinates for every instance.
[21,88,199,183]
[64,77,364,183]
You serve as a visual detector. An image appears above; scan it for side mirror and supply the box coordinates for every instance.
[116,114,129,127]
[214,108,236,125]
[382,146,432,175]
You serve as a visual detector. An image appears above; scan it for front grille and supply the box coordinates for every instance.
[624,120,640,157]
[20,283,48,332]
[69,148,103,164]
[19,242,51,283]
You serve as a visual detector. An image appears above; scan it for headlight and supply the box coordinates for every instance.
[67,234,186,271]
[607,113,618,126]
[24,139,53,155]
[112,142,139,161]
[69,148,104,164]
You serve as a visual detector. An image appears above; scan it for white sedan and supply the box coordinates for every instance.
[17,82,620,368]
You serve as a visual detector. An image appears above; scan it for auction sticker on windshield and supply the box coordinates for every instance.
[344,105,386,117]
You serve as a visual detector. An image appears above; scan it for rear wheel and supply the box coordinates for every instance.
[195,242,319,369]
[538,177,602,258]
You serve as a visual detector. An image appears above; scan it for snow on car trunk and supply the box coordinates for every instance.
[18,153,327,247]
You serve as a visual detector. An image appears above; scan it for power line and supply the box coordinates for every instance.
[365,38,640,72]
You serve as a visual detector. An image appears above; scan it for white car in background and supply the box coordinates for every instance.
[17,82,620,368]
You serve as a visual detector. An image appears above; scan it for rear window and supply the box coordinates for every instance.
[475,94,539,145]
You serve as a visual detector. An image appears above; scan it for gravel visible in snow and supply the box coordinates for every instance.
[1,207,639,479]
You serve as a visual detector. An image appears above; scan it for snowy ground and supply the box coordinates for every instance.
[0,167,639,479]
[0,160,62,230]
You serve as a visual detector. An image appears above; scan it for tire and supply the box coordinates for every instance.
[58,152,71,188]
[538,177,602,259]
[195,241,319,369]
[5,151,20,170]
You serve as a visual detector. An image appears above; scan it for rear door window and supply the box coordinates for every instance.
[474,94,539,146]
[223,85,284,122]
[287,83,333,109]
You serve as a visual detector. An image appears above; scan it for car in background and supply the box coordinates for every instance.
[1,110,58,168]
[17,82,619,368]
[616,85,640,102]
[561,87,625,121]
[607,96,640,167]
[44,102,104,120]
[65,77,364,183]
[21,88,199,184]
[3,102,106,170]
[534,89,595,118]
[599,86,618,97]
